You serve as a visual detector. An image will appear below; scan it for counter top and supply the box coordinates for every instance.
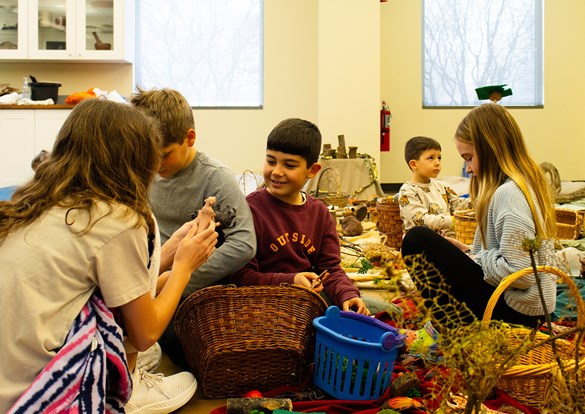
[0,95,74,109]
[0,104,75,109]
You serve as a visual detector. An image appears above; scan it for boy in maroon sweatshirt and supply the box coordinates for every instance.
[230,118,370,315]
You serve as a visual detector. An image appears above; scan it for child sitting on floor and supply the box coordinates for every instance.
[0,99,218,413]
[229,118,370,315]
[397,136,471,235]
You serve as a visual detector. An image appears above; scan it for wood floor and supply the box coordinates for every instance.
[159,354,226,414]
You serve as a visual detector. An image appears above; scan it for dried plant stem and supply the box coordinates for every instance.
[526,241,582,409]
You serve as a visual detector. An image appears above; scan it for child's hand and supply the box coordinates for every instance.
[294,272,324,293]
[342,297,371,316]
[173,219,218,276]
[444,235,471,253]
[168,220,195,245]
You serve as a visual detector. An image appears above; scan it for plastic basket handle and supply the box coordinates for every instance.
[338,308,405,350]
[481,266,585,330]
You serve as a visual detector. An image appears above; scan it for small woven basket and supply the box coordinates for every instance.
[376,199,403,249]
[482,266,585,408]
[237,169,264,196]
[555,209,584,240]
[454,209,477,244]
[175,284,328,398]
[311,167,349,208]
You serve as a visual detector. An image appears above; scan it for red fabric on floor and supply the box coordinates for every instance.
[208,388,395,414]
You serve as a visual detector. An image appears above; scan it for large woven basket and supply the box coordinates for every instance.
[454,209,477,244]
[175,284,328,398]
[311,167,349,208]
[376,198,403,249]
[482,266,585,407]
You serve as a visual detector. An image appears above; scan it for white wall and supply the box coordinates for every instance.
[0,0,381,179]
[2,1,583,183]
[317,0,381,173]
[380,0,585,183]
[196,0,320,175]
[191,0,381,175]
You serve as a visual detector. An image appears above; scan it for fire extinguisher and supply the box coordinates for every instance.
[380,100,391,151]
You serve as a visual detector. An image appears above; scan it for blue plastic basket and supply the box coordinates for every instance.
[312,306,404,400]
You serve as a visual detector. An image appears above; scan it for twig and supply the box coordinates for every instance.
[312,270,330,289]
[339,250,362,258]
[340,238,364,253]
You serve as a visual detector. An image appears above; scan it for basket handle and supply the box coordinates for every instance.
[238,169,263,194]
[482,266,585,329]
[314,167,341,197]
[323,306,405,350]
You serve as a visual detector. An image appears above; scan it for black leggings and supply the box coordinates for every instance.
[401,226,541,328]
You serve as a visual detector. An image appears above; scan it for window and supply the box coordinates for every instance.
[135,0,263,108]
[423,0,543,107]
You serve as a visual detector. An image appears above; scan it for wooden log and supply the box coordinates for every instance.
[226,398,293,414]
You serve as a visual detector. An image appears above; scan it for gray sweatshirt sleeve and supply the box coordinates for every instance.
[183,168,257,296]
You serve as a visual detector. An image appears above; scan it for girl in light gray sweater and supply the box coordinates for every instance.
[401,103,558,328]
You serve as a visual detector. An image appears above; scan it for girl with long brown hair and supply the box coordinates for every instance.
[0,99,218,412]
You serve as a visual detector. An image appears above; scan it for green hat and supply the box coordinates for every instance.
[475,84,513,100]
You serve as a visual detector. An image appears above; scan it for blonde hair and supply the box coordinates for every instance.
[130,87,195,147]
[0,98,162,239]
[455,104,556,244]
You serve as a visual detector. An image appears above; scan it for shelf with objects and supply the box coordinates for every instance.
[0,0,27,59]
[0,0,133,62]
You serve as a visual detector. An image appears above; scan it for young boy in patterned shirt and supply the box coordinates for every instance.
[397,136,471,235]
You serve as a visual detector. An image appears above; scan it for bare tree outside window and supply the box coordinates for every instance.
[423,0,543,107]
[135,0,263,108]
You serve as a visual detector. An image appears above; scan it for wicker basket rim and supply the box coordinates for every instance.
[482,266,585,376]
[482,266,584,325]
[454,209,476,220]
[178,283,328,309]
[376,200,399,208]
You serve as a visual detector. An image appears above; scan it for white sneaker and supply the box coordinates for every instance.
[125,368,197,414]
[136,342,162,373]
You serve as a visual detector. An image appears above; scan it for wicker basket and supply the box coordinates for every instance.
[454,209,477,244]
[482,266,585,407]
[237,169,264,196]
[376,199,403,249]
[311,167,349,208]
[555,209,584,240]
[175,284,328,398]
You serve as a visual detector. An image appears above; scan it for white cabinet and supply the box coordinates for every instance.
[34,109,69,152]
[0,0,134,62]
[0,0,28,59]
[0,109,70,187]
[0,110,35,187]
